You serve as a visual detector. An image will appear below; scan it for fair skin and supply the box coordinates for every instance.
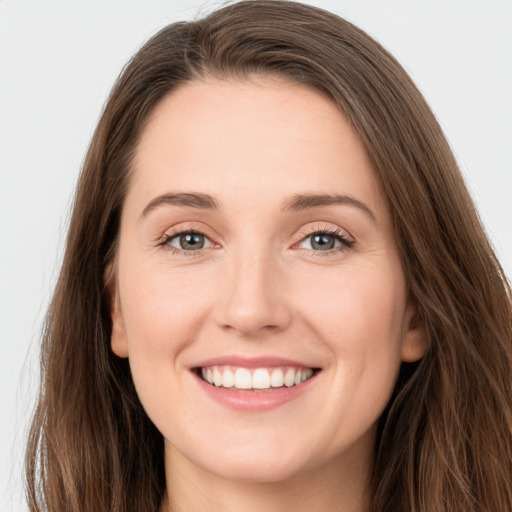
[110,76,427,512]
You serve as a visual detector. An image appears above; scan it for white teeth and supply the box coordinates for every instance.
[270,368,284,387]
[200,365,315,390]
[253,368,271,389]
[284,368,295,387]
[213,368,222,387]
[222,368,235,388]
[234,368,252,389]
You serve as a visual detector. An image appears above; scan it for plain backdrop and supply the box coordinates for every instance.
[1,1,511,510]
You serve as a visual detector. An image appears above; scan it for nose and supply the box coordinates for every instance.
[214,250,292,337]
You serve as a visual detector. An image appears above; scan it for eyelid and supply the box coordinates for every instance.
[155,221,217,243]
[295,223,354,242]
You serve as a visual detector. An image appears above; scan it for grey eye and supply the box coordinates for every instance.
[310,234,338,250]
[169,233,211,251]
[299,233,344,251]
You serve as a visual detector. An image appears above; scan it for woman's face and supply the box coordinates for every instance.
[110,77,426,484]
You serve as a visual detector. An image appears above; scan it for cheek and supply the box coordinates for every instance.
[295,262,407,352]
[116,265,211,424]
[119,263,212,355]
[293,262,406,416]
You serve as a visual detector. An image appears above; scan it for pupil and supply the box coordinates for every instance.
[312,234,334,250]
[180,233,204,250]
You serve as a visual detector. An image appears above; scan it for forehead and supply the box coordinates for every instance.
[129,76,386,219]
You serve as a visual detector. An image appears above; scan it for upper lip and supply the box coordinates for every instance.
[193,355,320,369]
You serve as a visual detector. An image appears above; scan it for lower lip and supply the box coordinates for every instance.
[194,372,317,411]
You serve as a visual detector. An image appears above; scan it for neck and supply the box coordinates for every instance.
[160,439,373,512]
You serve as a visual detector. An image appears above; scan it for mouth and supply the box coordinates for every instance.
[195,365,320,391]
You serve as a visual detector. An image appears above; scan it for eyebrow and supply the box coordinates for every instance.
[139,191,376,223]
[281,193,376,222]
[140,192,219,219]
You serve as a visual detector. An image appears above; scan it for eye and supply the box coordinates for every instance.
[164,231,213,251]
[297,229,353,252]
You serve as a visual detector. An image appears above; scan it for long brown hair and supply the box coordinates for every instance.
[26,1,512,511]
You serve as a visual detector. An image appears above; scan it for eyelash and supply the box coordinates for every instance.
[158,226,354,257]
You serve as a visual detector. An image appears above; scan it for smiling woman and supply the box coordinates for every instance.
[25,1,512,512]
[108,78,427,507]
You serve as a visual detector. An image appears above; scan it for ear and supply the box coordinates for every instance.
[400,299,428,362]
[105,265,129,358]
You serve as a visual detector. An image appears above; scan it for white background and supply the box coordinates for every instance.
[1,1,511,510]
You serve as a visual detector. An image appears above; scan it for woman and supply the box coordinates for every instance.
[25,1,512,511]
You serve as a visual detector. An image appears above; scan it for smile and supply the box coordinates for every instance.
[199,365,315,390]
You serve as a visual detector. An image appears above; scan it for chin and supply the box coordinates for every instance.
[207,454,310,485]
[172,434,314,485]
